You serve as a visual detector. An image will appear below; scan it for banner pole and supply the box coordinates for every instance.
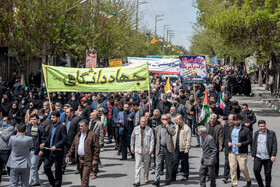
[45,67,53,113]
[193,84,198,123]
[148,89,151,114]
[47,91,53,113]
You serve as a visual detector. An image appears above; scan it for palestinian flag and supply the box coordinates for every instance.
[200,87,210,125]
[220,96,226,110]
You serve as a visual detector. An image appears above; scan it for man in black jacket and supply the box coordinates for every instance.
[62,108,82,174]
[39,111,67,187]
[81,100,92,121]
[156,95,172,115]
[173,97,187,123]
[226,114,252,187]
[240,103,256,132]
[252,120,277,187]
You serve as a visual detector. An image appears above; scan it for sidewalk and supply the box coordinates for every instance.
[251,84,271,99]
[252,84,280,112]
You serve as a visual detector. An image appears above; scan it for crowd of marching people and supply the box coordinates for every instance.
[0,67,277,187]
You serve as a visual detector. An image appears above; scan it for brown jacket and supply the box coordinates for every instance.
[205,122,223,148]
[66,130,100,163]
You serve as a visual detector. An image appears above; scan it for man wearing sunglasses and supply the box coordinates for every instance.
[152,114,175,186]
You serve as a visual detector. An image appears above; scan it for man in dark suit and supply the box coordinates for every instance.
[39,111,67,187]
[62,107,82,173]
[156,95,172,115]
[6,123,33,187]
[198,125,217,187]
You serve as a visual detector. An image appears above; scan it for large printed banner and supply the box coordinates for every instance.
[146,55,179,59]
[179,56,207,84]
[128,57,180,74]
[42,63,150,92]
[109,59,122,67]
[245,56,258,74]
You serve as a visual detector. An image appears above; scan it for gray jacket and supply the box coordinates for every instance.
[131,126,154,154]
[89,120,104,145]
[201,134,218,166]
[6,134,33,168]
[0,124,14,150]
[155,125,176,155]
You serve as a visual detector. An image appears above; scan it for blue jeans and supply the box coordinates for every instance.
[29,150,40,184]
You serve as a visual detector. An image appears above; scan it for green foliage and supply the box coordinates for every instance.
[0,0,185,67]
[192,0,280,64]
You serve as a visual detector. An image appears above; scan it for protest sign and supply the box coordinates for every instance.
[245,56,258,74]
[128,57,180,74]
[179,56,207,84]
[109,59,122,67]
[42,63,149,92]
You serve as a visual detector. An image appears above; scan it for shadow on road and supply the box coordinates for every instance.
[98,173,127,178]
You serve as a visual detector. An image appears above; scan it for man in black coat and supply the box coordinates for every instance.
[156,95,172,115]
[39,111,67,187]
[240,103,256,132]
[252,120,277,187]
[62,107,82,173]
[81,100,92,121]
[173,97,187,123]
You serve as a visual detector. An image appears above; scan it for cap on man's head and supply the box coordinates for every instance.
[232,101,238,106]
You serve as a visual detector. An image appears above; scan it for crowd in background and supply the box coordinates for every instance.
[0,66,277,187]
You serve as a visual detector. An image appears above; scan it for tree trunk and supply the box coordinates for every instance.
[258,64,263,87]
[265,65,269,90]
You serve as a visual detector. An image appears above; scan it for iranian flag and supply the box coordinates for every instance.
[220,96,226,110]
[199,87,210,125]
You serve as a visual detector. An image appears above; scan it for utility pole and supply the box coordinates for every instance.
[166,29,173,43]
[136,0,148,32]
[163,25,169,41]
[169,34,175,44]
[155,14,164,38]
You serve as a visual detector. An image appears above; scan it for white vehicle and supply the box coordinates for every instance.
[161,74,180,86]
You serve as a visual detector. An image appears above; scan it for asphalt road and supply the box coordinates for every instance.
[2,95,280,187]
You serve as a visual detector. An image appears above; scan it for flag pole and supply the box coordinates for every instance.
[45,67,53,113]
[193,84,198,122]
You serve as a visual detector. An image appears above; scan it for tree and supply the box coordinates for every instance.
[0,0,96,84]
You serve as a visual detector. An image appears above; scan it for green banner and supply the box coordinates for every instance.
[42,63,150,92]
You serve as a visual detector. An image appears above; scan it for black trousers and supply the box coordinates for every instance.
[214,151,219,176]
[253,157,273,187]
[200,163,215,187]
[44,152,64,187]
[0,150,10,182]
[112,126,120,145]
[172,150,189,179]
